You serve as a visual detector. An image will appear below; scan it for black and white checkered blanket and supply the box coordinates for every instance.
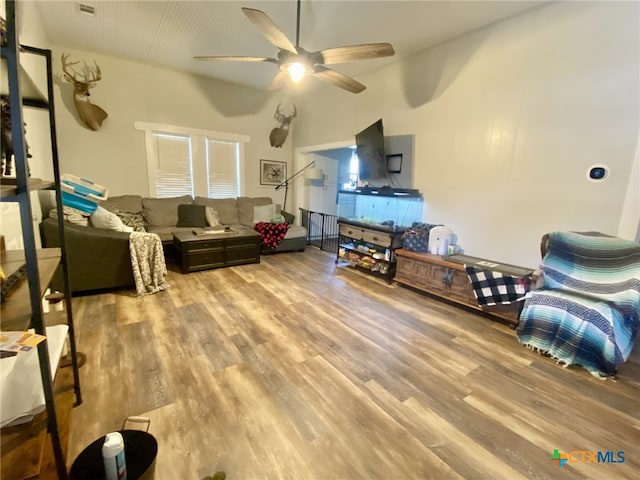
[465,266,531,306]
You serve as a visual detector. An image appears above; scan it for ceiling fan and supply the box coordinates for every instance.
[194,0,395,94]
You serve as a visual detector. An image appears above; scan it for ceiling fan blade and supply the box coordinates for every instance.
[269,71,290,91]
[312,65,366,94]
[241,7,297,54]
[194,56,277,63]
[314,43,395,65]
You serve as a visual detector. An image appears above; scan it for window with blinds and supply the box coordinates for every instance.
[153,133,193,198]
[207,139,239,198]
[135,121,250,199]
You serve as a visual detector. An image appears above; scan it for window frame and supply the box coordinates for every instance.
[134,121,250,198]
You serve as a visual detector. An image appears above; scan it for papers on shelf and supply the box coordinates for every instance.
[476,260,500,268]
[0,331,46,354]
[0,325,68,427]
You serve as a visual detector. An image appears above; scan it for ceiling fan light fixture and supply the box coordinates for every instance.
[195,1,395,93]
[285,62,310,83]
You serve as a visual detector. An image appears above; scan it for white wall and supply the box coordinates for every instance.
[302,150,341,214]
[618,132,640,242]
[293,1,640,268]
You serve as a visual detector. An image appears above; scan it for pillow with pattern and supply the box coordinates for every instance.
[114,209,147,232]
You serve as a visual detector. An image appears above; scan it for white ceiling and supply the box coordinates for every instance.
[32,0,548,92]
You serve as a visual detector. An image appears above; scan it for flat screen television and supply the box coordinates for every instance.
[356,119,387,181]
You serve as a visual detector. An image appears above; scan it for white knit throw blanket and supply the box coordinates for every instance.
[129,232,168,296]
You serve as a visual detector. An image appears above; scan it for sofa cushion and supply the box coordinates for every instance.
[194,197,238,225]
[237,196,273,224]
[285,224,307,240]
[253,204,276,223]
[143,195,193,228]
[177,204,208,227]
[102,195,143,214]
[147,226,194,243]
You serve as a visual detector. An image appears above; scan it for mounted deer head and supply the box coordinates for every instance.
[61,53,108,131]
[269,102,296,148]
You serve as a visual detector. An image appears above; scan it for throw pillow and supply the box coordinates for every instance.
[114,210,146,232]
[90,206,133,232]
[177,204,208,227]
[270,213,285,224]
[253,204,276,224]
[205,207,221,227]
[237,197,273,224]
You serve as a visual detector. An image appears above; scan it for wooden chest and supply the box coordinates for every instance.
[395,249,532,325]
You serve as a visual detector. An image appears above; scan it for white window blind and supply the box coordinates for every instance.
[153,133,193,198]
[135,121,250,199]
[207,139,239,198]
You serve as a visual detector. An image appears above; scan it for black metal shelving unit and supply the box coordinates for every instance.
[336,219,405,284]
[1,1,82,478]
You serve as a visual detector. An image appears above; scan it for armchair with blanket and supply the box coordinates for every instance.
[516,231,640,377]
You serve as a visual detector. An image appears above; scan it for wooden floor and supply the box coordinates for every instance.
[65,248,640,480]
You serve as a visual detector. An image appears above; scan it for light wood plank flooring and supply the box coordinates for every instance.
[66,248,640,479]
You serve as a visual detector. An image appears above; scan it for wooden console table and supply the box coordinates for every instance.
[395,250,533,325]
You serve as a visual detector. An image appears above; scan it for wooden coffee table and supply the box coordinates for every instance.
[173,227,260,273]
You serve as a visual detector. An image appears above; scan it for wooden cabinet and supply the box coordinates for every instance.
[395,249,532,325]
[336,220,404,283]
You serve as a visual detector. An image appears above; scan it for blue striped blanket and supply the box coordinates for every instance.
[516,231,640,377]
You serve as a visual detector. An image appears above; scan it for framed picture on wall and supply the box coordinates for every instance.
[260,159,286,186]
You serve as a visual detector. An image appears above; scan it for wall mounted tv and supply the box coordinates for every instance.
[356,119,387,181]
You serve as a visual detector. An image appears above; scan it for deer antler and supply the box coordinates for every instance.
[82,61,102,84]
[273,102,296,123]
[61,52,82,82]
[61,53,102,86]
[274,102,284,122]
